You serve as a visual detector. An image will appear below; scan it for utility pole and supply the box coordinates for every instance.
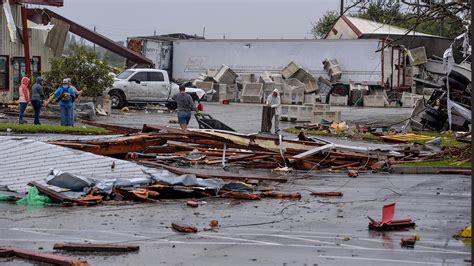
[340,0,344,16]
[20,5,31,80]
[93,26,96,53]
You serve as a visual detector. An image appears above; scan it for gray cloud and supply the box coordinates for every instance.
[49,0,338,42]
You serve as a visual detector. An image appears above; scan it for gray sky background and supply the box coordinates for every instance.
[47,0,339,42]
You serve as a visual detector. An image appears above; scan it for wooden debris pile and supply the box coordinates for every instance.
[49,124,405,172]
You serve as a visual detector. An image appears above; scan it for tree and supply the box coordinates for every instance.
[102,50,125,69]
[310,10,339,39]
[43,45,114,97]
[311,1,470,39]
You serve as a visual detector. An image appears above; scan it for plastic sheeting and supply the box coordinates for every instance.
[43,169,223,196]
[46,170,95,191]
[16,187,52,206]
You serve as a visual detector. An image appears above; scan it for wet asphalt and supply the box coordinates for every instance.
[0,103,470,265]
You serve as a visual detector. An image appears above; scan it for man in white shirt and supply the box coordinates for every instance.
[265,88,281,134]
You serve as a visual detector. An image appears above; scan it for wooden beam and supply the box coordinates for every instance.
[53,243,139,252]
[139,161,287,183]
[0,247,89,266]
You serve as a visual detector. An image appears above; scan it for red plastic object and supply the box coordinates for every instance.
[381,203,395,224]
[222,100,229,105]
[197,103,204,111]
[368,203,415,231]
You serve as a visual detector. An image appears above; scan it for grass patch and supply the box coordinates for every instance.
[398,158,471,168]
[284,127,330,136]
[0,123,110,135]
[412,131,466,148]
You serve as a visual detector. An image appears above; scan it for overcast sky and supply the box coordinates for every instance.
[48,0,339,42]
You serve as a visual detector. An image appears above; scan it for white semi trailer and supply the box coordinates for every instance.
[171,39,399,88]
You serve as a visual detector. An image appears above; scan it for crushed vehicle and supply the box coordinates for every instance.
[105,68,205,110]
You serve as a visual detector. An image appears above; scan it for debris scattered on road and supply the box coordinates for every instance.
[53,243,140,252]
[310,192,343,197]
[0,246,89,266]
[347,169,358,178]
[454,226,472,238]
[368,203,415,231]
[172,223,198,233]
[401,233,420,248]
[186,200,199,208]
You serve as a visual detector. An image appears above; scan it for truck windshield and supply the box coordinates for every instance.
[116,70,134,80]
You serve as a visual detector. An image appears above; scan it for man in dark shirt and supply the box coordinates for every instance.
[30,76,45,125]
[174,85,196,130]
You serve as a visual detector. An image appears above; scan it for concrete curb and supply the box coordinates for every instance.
[391,166,471,175]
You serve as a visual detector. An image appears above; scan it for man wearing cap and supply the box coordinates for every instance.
[265,88,281,134]
[45,79,76,126]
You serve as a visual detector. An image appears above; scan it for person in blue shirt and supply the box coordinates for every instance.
[45,78,76,126]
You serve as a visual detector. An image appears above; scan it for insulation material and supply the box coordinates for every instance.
[241,83,263,103]
[2,0,17,43]
[408,47,428,66]
[214,65,238,85]
[45,17,70,57]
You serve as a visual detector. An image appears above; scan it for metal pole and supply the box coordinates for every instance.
[381,39,385,86]
[390,46,394,90]
[20,5,31,80]
[222,143,227,168]
[397,48,401,90]
[340,0,344,16]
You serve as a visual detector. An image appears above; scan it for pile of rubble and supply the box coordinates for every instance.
[192,61,330,105]
[408,70,471,132]
[189,43,471,133]
[47,123,459,174]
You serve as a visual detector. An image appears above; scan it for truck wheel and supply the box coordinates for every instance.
[166,101,177,110]
[110,91,125,109]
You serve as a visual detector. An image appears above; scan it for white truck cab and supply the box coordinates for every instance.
[106,68,203,109]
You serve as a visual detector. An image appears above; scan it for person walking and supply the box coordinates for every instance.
[45,79,76,126]
[173,85,196,130]
[265,88,281,134]
[18,77,30,124]
[30,77,45,125]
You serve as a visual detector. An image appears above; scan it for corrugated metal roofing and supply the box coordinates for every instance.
[0,137,163,193]
[344,16,438,37]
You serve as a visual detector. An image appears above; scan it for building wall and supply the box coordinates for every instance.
[0,4,54,102]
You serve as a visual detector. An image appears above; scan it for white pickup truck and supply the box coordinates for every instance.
[106,68,205,109]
